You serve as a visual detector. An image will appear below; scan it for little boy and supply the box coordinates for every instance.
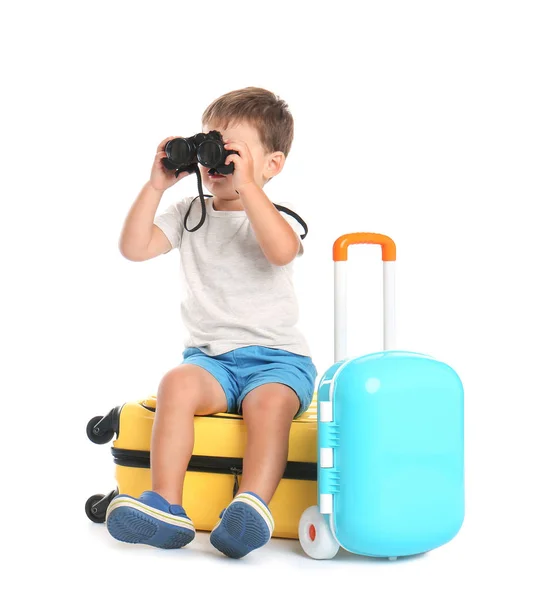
[106,87,317,558]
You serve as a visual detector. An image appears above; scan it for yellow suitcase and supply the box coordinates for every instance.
[86,395,317,539]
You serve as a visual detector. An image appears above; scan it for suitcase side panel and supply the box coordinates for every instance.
[330,353,464,557]
[111,395,319,539]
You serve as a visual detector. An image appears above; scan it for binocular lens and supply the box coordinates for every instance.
[165,138,197,166]
[197,139,224,168]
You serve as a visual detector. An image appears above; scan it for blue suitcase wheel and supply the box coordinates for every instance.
[299,506,339,560]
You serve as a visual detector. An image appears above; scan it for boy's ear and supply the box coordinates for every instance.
[265,151,286,179]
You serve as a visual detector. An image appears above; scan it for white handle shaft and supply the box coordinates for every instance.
[333,236,396,362]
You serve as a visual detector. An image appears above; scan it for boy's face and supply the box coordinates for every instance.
[200,120,282,201]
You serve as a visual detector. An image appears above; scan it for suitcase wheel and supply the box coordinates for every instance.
[86,415,115,444]
[298,505,339,560]
[85,490,118,524]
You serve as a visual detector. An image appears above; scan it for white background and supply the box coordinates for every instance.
[2,1,556,598]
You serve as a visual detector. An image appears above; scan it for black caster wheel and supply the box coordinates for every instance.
[85,494,107,523]
[85,490,118,523]
[86,415,114,444]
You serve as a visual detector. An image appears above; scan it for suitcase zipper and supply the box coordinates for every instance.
[111,448,316,481]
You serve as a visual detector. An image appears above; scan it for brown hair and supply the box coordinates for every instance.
[202,87,294,157]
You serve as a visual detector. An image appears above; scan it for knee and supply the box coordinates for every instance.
[157,365,204,411]
[243,385,298,422]
[245,394,277,416]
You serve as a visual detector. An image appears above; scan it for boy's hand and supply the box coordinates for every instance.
[150,136,192,192]
[224,140,256,192]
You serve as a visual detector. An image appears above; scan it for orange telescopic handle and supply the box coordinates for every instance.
[333,233,396,262]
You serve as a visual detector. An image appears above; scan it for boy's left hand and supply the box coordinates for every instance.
[224,140,256,193]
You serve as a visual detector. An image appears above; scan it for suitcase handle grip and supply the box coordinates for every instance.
[333,233,396,262]
[333,232,396,361]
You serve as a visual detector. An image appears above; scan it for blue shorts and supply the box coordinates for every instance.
[181,345,318,418]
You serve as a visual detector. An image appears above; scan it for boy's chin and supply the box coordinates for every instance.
[220,191,242,201]
[205,182,239,199]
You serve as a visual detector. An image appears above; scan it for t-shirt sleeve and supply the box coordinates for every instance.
[277,202,307,257]
[153,197,191,251]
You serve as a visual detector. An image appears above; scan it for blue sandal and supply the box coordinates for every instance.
[106,491,195,549]
[210,492,274,558]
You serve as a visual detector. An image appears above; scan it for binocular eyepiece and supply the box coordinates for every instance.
[163,130,237,176]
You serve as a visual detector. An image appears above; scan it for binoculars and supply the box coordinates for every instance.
[162,130,237,176]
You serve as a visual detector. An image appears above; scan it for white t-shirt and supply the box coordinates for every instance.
[154,195,312,357]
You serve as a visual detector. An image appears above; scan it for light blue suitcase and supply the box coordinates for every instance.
[299,233,464,560]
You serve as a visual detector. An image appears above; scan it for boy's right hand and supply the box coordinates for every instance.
[150,136,193,191]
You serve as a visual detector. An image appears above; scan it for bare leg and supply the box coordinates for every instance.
[238,383,299,504]
[151,364,227,505]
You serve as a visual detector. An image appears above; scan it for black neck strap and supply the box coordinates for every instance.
[182,167,308,239]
